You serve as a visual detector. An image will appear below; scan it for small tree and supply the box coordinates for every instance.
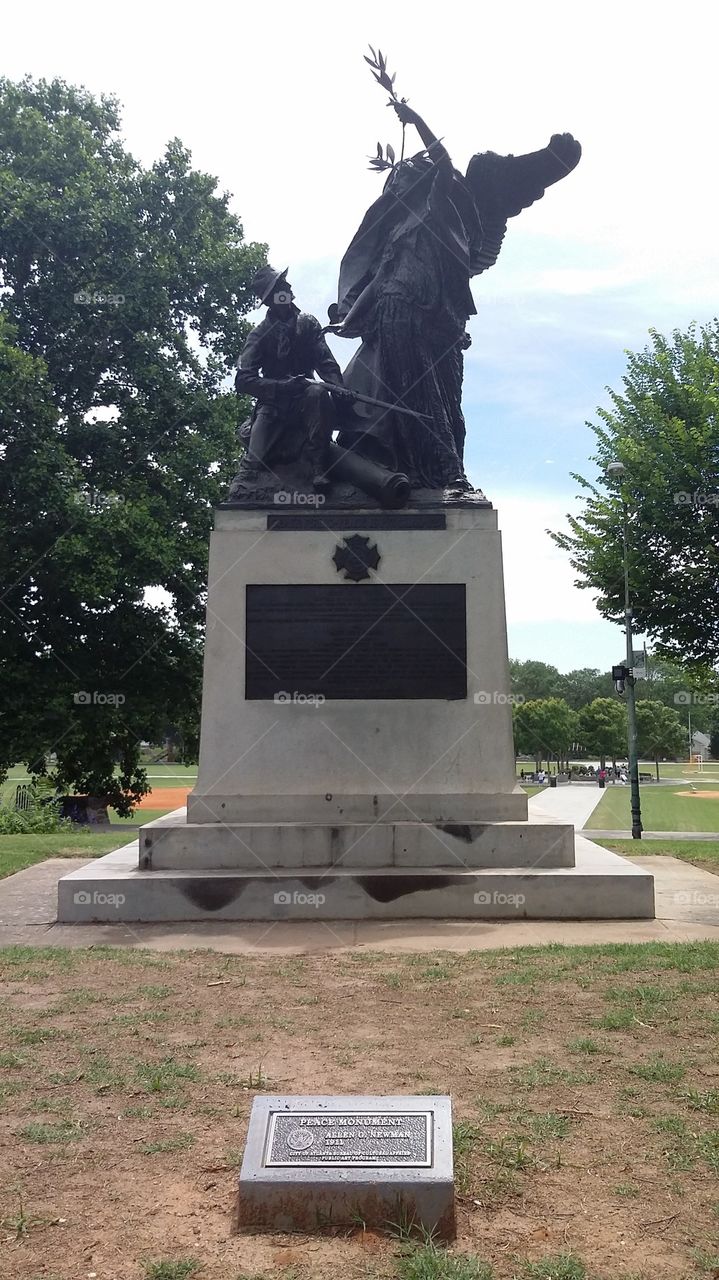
[578,697,627,769]
[635,700,687,781]
[513,698,578,773]
[551,323,719,666]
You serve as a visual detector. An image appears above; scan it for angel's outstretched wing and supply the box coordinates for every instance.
[464,133,581,275]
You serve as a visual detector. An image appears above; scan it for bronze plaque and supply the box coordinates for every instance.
[265,1109,432,1166]
[245,584,467,700]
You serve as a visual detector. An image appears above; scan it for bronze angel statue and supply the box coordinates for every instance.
[328,67,581,495]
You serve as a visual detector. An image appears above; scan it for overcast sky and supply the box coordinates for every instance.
[5,0,716,672]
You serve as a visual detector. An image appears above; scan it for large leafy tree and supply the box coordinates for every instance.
[551,323,719,667]
[635,700,686,780]
[510,661,616,711]
[577,697,627,768]
[635,655,717,735]
[560,667,615,710]
[0,76,265,810]
[509,661,565,704]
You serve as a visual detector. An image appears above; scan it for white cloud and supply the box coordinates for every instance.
[496,493,600,626]
[495,492,630,669]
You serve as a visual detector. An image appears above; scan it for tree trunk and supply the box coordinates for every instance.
[655,755,660,782]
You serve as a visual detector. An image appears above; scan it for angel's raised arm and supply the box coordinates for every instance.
[389,100,453,191]
[390,100,438,150]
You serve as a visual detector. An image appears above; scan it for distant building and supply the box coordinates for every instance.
[692,730,711,762]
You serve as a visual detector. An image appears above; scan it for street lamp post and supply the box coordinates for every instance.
[606,461,643,840]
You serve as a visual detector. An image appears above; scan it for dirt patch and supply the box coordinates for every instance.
[674,791,719,799]
[1,944,718,1279]
[135,787,191,809]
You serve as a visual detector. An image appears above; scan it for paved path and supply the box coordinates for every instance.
[1,853,718,953]
[586,830,719,841]
[527,782,604,829]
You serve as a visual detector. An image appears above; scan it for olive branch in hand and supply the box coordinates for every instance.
[364,45,407,169]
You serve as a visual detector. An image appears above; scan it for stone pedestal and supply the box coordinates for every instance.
[56,501,655,922]
[189,503,525,826]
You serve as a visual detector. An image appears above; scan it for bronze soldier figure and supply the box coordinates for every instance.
[235,266,343,490]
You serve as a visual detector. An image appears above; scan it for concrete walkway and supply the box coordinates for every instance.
[527,782,604,829]
[1,851,718,953]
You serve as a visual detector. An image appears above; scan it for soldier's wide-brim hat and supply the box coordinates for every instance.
[252,264,289,304]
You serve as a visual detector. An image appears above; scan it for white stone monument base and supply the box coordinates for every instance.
[56,500,655,924]
[185,504,527,827]
[138,818,576,870]
[57,819,654,922]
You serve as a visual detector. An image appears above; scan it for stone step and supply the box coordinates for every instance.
[138,820,575,872]
[57,838,654,922]
[187,791,529,824]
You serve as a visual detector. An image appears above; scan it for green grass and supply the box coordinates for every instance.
[526,1112,570,1140]
[592,1008,636,1030]
[135,1059,202,1093]
[453,1120,481,1194]
[613,1181,640,1197]
[596,837,719,872]
[628,1054,685,1083]
[508,1058,593,1088]
[0,832,128,879]
[486,1135,532,1169]
[109,807,173,825]
[521,1255,587,1280]
[587,784,719,832]
[682,1088,719,1114]
[19,1120,85,1144]
[10,1026,67,1045]
[142,1262,202,1280]
[139,1133,195,1155]
[396,1243,493,1280]
[0,1051,27,1068]
[692,1250,719,1274]
[566,1037,603,1055]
